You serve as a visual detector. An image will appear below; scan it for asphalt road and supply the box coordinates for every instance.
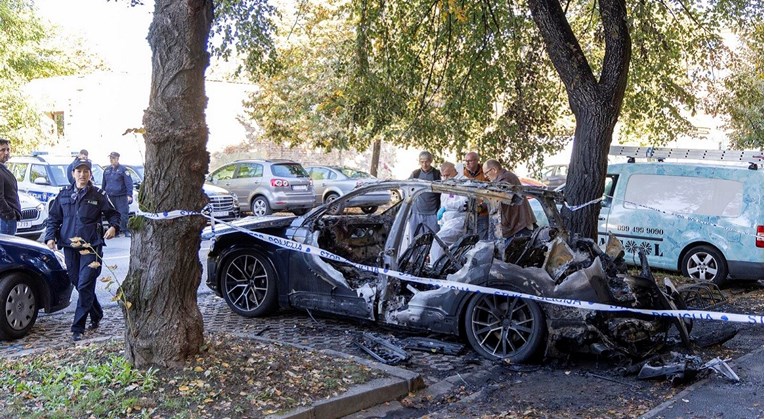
[55,235,214,315]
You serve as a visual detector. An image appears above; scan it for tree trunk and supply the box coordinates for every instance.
[528,0,631,238]
[123,0,213,368]
[369,138,381,176]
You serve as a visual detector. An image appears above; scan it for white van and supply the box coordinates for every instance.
[598,147,763,284]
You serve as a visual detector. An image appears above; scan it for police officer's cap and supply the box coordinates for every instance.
[108,151,120,158]
[73,159,92,171]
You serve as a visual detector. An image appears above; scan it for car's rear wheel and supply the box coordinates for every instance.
[324,193,340,204]
[681,245,728,285]
[251,197,272,216]
[220,250,278,317]
[464,292,545,362]
[360,206,378,214]
[0,273,39,340]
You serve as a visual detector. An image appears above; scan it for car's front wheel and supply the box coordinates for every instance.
[251,197,272,217]
[682,245,728,285]
[464,292,545,362]
[220,249,278,317]
[0,272,39,340]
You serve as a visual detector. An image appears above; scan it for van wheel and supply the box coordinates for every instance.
[251,197,272,216]
[681,245,728,285]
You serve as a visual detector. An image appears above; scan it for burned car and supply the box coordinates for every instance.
[204,180,688,363]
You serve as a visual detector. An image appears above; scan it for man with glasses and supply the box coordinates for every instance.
[462,151,489,239]
[0,138,21,235]
[407,151,441,242]
[482,159,536,244]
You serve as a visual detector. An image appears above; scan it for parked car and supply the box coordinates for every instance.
[17,191,47,241]
[206,159,314,217]
[0,235,72,340]
[541,164,568,189]
[202,180,689,363]
[533,148,764,284]
[305,165,390,214]
[7,153,105,209]
[124,164,240,221]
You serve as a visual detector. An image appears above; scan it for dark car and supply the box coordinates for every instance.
[0,235,72,340]
[203,180,689,363]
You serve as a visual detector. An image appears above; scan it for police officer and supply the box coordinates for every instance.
[45,159,120,341]
[102,152,133,237]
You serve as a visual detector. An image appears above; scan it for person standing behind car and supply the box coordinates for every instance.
[462,151,490,239]
[407,151,442,241]
[102,152,133,237]
[45,159,120,341]
[0,138,21,235]
[67,149,89,185]
[483,159,536,243]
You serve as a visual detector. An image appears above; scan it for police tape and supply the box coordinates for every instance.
[136,208,765,325]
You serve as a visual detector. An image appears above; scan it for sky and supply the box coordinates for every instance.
[35,0,154,75]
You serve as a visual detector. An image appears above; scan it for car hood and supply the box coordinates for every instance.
[203,183,231,196]
[202,215,296,239]
[19,191,42,207]
[0,234,53,252]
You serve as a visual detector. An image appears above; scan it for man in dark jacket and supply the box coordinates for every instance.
[0,138,21,235]
[66,149,89,185]
[407,151,441,242]
[101,151,133,237]
[45,159,121,341]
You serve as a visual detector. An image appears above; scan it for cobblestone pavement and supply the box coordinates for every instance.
[1,292,493,384]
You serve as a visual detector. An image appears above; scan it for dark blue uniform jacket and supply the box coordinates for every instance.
[45,184,121,248]
[102,164,133,197]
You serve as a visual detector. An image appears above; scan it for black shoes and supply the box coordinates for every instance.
[72,332,82,342]
[87,321,100,331]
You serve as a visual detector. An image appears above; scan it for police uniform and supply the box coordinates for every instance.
[101,157,133,235]
[45,174,120,337]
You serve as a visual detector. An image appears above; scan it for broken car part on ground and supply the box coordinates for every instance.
[203,180,698,364]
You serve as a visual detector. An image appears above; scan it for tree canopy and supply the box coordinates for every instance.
[0,0,100,150]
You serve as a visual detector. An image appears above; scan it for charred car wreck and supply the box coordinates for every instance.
[204,180,690,363]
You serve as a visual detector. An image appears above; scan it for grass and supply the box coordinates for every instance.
[0,333,383,418]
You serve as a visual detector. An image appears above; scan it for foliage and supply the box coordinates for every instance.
[705,22,764,149]
[0,0,100,151]
[0,335,380,418]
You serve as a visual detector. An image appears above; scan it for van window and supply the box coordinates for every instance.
[624,174,743,217]
[6,162,27,182]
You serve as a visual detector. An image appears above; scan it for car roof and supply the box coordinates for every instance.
[10,155,74,165]
[231,159,298,164]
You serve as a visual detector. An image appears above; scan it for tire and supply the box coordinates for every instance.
[0,273,39,340]
[360,206,378,214]
[323,193,340,205]
[220,249,278,317]
[681,245,728,285]
[464,292,546,362]
[251,197,272,217]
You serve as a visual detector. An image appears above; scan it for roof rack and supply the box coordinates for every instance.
[610,146,764,166]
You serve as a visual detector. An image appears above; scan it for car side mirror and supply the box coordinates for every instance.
[33,177,50,185]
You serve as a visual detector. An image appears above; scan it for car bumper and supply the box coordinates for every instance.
[728,260,764,280]
[269,193,316,211]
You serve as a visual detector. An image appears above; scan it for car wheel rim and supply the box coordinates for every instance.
[469,294,535,358]
[223,254,270,312]
[5,283,35,331]
[252,200,267,217]
[686,252,718,281]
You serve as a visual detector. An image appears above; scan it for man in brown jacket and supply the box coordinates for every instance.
[482,159,536,241]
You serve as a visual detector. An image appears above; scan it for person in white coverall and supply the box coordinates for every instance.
[429,162,468,263]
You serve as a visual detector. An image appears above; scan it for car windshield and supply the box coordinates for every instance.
[48,165,72,186]
[271,163,308,177]
[130,165,145,180]
[339,167,372,179]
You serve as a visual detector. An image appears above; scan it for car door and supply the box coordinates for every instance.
[232,162,263,205]
[308,167,330,204]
